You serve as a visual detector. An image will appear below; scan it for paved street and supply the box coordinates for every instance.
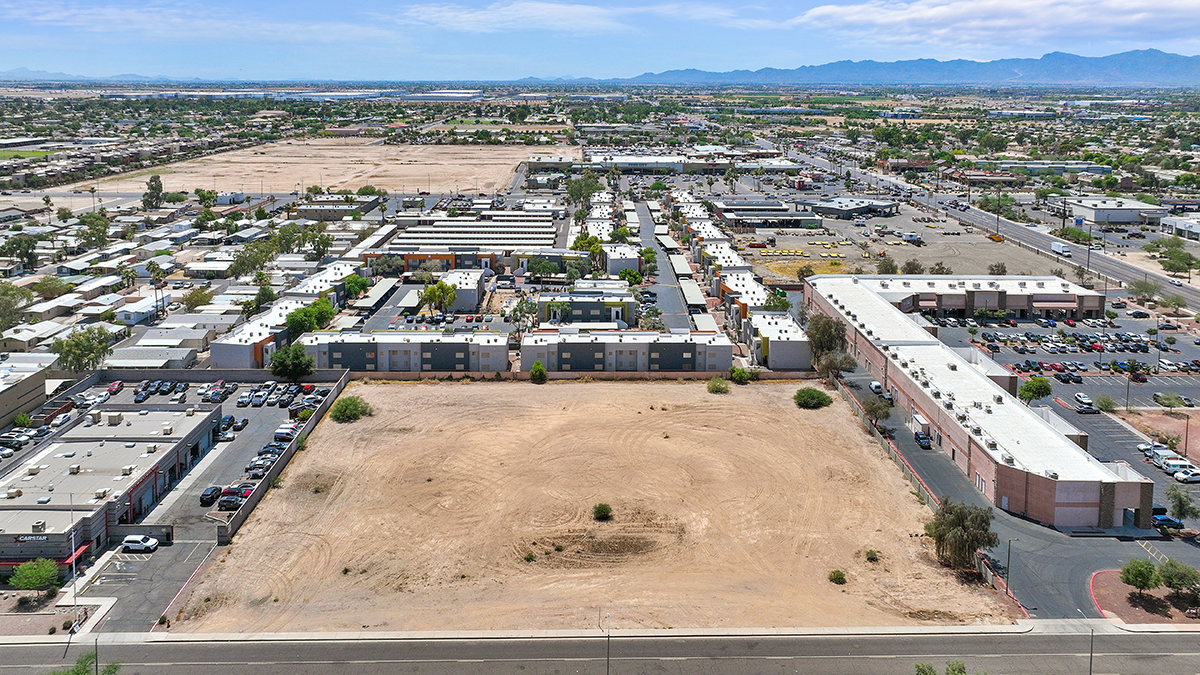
[4,629,1200,675]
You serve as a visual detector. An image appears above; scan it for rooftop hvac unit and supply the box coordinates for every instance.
[26,466,40,476]
[5,488,20,499]
[31,520,46,533]
[920,379,929,388]
[947,392,955,399]
[88,411,101,424]
[985,405,993,414]
[161,422,173,435]
[974,400,983,409]
[1046,471,1059,480]
[956,412,968,421]
[932,389,941,398]
[1002,453,1015,465]
[105,412,123,426]
[948,363,958,370]
[68,464,81,474]
[186,408,195,417]
[985,439,998,449]
[943,400,954,410]
[993,394,1004,404]
[146,443,159,453]
[94,488,109,499]
[902,281,910,287]
[121,465,135,476]
[970,425,982,435]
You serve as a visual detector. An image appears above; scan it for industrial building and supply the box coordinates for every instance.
[438,269,488,313]
[537,280,639,326]
[879,275,1104,320]
[808,198,900,220]
[1057,197,1169,226]
[804,274,1154,530]
[0,353,56,429]
[741,312,811,371]
[0,406,220,570]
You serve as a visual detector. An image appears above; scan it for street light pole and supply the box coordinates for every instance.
[605,612,611,675]
[1076,609,1094,675]
[1005,538,1019,598]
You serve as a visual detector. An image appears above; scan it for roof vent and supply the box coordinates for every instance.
[32,520,46,533]
[985,405,993,414]
[1002,453,1015,465]
[986,438,998,449]
[1046,471,1059,480]
[943,399,954,410]
[970,424,982,435]
[993,394,1004,404]
[94,488,109,499]
[948,362,958,370]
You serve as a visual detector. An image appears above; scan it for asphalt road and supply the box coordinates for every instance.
[6,630,1200,675]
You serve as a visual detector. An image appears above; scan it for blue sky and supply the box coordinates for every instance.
[1,0,1199,80]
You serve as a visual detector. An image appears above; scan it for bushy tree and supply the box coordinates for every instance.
[1165,484,1200,520]
[793,387,833,409]
[529,360,547,384]
[1017,376,1052,404]
[816,353,857,383]
[1120,558,1161,595]
[269,343,316,383]
[862,396,892,426]
[182,287,216,312]
[141,174,165,211]
[876,257,898,274]
[329,395,374,423]
[1158,558,1200,598]
[807,314,847,358]
[50,326,113,372]
[901,259,926,274]
[707,377,730,394]
[344,275,369,298]
[0,282,33,332]
[924,498,999,568]
[9,558,59,590]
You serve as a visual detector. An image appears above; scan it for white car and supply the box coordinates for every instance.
[1073,393,1092,405]
[1138,441,1169,453]
[964,318,979,327]
[1176,470,1200,483]
[50,413,71,427]
[121,535,159,552]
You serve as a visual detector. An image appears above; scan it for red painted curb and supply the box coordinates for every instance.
[1089,569,1115,615]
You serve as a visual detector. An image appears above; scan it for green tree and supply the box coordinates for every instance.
[254,206,270,220]
[78,212,110,249]
[181,287,215,312]
[194,188,218,208]
[1165,484,1200,520]
[1127,279,1162,303]
[2,234,39,271]
[419,281,458,314]
[141,174,165,211]
[1120,558,1161,595]
[807,314,847,358]
[285,307,318,336]
[0,281,33,331]
[14,413,33,428]
[311,297,335,327]
[269,343,316,383]
[928,262,954,275]
[529,360,548,384]
[764,293,792,311]
[862,396,892,427]
[56,206,74,222]
[9,557,60,591]
[987,262,1008,276]
[1094,394,1118,412]
[329,395,374,422]
[344,275,369,298]
[50,325,113,372]
[797,263,817,280]
[164,191,187,204]
[509,297,538,335]
[526,257,559,281]
[816,353,858,384]
[1017,376,1052,404]
[618,268,643,286]
[1158,558,1200,599]
[901,259,926,274]
[639,306,665,331]
[876,257,899,274]
[31,276,71,300]
[924,498,1000,568]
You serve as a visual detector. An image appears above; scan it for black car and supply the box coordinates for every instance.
[174,382,189,393]
[220,415,235,431]
[200,486,222,506]
[134,390,151,403]
[217,495,245,511]
[148,380,163,394]
[158,381,176,394]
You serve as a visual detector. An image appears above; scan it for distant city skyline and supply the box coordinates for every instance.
[0,0,1198,81]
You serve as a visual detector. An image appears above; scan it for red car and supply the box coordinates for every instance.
[1064,319,1076,327]
[107,381,123,394]
[1131,372,1148,383]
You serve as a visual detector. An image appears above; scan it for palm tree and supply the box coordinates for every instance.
[88,186,97,212]
[117,264,137,290]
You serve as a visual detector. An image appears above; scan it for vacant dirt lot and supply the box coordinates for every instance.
[65,139,580,195]
[175,381,1012,632]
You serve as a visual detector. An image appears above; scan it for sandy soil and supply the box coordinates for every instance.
[1116,410,1200,458]
[1092,569,1200,623]
[59,139,581,196]
[174,381,1012,632]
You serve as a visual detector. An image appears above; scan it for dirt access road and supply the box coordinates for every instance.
[176,381,1013,632]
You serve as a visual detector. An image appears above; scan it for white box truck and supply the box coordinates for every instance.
[901,232,924,245]
[1051,242,1072,258]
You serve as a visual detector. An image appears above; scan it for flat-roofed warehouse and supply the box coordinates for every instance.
[0,407,220,570]
[804,274,1154,530]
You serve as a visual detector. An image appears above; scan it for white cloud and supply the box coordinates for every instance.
[791,0,1200,47]
[396,1,738,33]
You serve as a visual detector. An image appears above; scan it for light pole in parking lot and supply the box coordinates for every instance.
[1005,538,1019,598]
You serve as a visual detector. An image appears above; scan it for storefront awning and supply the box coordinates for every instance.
[1032,301,1078,310]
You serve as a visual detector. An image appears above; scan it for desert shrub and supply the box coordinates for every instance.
[729,367,751,385]
[793,387,833,409]
[592,503,613,521]
[707,377,730,394]
[828,570,847,584]
[530,360,547,384]
[524,552,537,562]
[865,549,880,563]
[298,408,314,421]
[329,395,373,423]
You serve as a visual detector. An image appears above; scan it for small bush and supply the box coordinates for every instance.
[793,387,833,409]
[524,552,537,562]
[729,367,751,385]
[865,550,880,563]
[48,626,56,634]
[158,615,167,625]
[554,544,563,552]
[828,570,847,585]
[63,619,73,630]
[329,395,373,423]
[298,408,314,422]
[707,377,730,394]
[530,360,548,384]
[592,503,613,521]
[343,567,350,575]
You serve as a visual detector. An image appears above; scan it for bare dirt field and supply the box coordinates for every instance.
[175,381,1012,633]
[63,139,580,196]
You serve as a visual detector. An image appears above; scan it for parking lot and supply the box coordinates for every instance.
[65,378,334,631]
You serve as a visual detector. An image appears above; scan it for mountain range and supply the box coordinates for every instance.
[3,50,1200,86]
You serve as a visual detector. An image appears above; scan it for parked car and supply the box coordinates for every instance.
[233,417,249,431]
[220,415,235,431]
[914,431,932,449]
[1153,515,1186,530]
[169,392,187,404]
[121,535,159,552]
[134,390,152,403]
[50,413,71,428]
[218,431,236,442]
[1175,470,1200,484]
[200,486,222,506]
[217,495,245,511]
[237,393,252,407]
[107,381,124,394]
[1075,405,1101,414]
[1073,393,1092,406]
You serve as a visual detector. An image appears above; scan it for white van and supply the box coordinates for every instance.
[1163,459,1195,475]
[869,381,883,395]
[1152,449,1182,468]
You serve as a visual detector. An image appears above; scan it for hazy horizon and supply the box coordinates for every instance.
[1,0,1199,81]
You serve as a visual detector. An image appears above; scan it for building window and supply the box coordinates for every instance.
[456,352,465,359]
[561,352,571,358]
[595,364,603,370]
[650,352,659,358]
[332,352,341,359]
[572,309,582,315]
[708,364,716,370]
[422,364,431,370]
[590,309,600,315]
[365,364,375,371]
[683,352,692,358]
[367,352,375,358]
[482,352,490,359]
[650,364,659,371]
[456,364,464,370]
[562,364,571,371]
[423,352,431,358]
[595,352,603,358]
